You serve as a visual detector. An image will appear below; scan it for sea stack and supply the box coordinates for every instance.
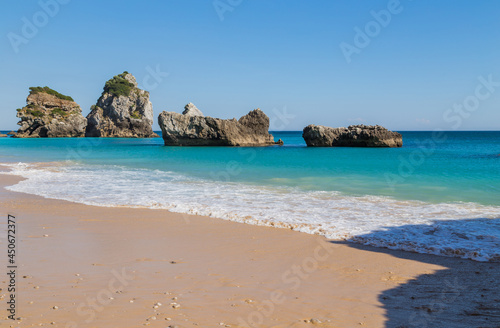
[85,72,157,138]
[303,124,403,147]
[14,87,87,138]
[158,104,277,146]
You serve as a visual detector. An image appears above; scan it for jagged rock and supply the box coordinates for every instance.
[158,105,277,146]
[7,131,16,136]
[85,72,156,138]
[182,103,204,117]
[14,87,86,138]
[303,124,402,147]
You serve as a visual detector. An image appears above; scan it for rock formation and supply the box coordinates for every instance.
[0,133,7,137]
[302,124,402,147]
[14,87,87,138]
[158,104,277,146]
[85,72,157,138]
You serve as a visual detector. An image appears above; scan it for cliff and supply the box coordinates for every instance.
[158,104,277,146]
[303,124,403,147]
[85,72,156,138]
[14,87,86,138]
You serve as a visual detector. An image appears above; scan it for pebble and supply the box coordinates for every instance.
[43,234,49,237]
[52,306,58,310]
[171,302,181,309]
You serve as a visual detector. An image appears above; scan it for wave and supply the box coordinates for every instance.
[2,162,500,262]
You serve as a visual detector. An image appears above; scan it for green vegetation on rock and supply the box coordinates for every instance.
[29,86,74,101]
[103,72,134,97]
[50,107,68,117]
[130,110,141,119]
[25,108,45,117]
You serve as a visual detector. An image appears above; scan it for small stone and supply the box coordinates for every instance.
[310,318,322,324]
[52,306,58,310]
[171,302,180,309]
[43,234,49,237]
[165,317,172,321]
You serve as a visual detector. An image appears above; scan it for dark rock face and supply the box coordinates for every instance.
[85,72,156,138]
[14,88,86,138]
[158,104,276,146]
[303,124,402,147]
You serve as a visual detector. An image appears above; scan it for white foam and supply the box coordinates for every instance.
[2,162,500,262]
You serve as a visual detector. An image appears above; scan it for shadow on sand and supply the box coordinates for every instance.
[332,218,500,328]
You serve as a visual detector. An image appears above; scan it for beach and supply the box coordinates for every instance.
[1,173,499,328]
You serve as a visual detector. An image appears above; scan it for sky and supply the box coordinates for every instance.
[1,0,499,131]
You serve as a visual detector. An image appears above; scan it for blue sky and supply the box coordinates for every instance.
[1,0,499,131]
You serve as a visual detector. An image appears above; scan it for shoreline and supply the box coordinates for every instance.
[1,173,499,327]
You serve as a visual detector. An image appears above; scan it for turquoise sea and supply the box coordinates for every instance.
[1,131,499,261]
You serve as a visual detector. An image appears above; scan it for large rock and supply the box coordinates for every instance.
[303,124,402,147]
[158,105,277,146]
[14,87,87,138]
[85,72,157,138]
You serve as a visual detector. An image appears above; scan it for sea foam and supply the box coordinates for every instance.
[3,162,500,262]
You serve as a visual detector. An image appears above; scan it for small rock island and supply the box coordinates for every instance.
[14,87,87,138]
[85,72,157,138]
[158,104,278,146]
[303,124,402,147]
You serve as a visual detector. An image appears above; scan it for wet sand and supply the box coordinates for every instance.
[0,173,498,328]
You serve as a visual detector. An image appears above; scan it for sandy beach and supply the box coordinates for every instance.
[0,173,498,328]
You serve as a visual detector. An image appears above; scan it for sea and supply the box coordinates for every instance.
[1,131,499,262]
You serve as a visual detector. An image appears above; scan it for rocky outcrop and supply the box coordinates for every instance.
[158,104,277,146]
[85,72,156,138]
[0,134,7,137]
[7,131,16,136]
[14,87,87,138]
[303,124,402,147]
[182,103,204,117]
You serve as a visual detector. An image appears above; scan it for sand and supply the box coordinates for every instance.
[0,173,498,328]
